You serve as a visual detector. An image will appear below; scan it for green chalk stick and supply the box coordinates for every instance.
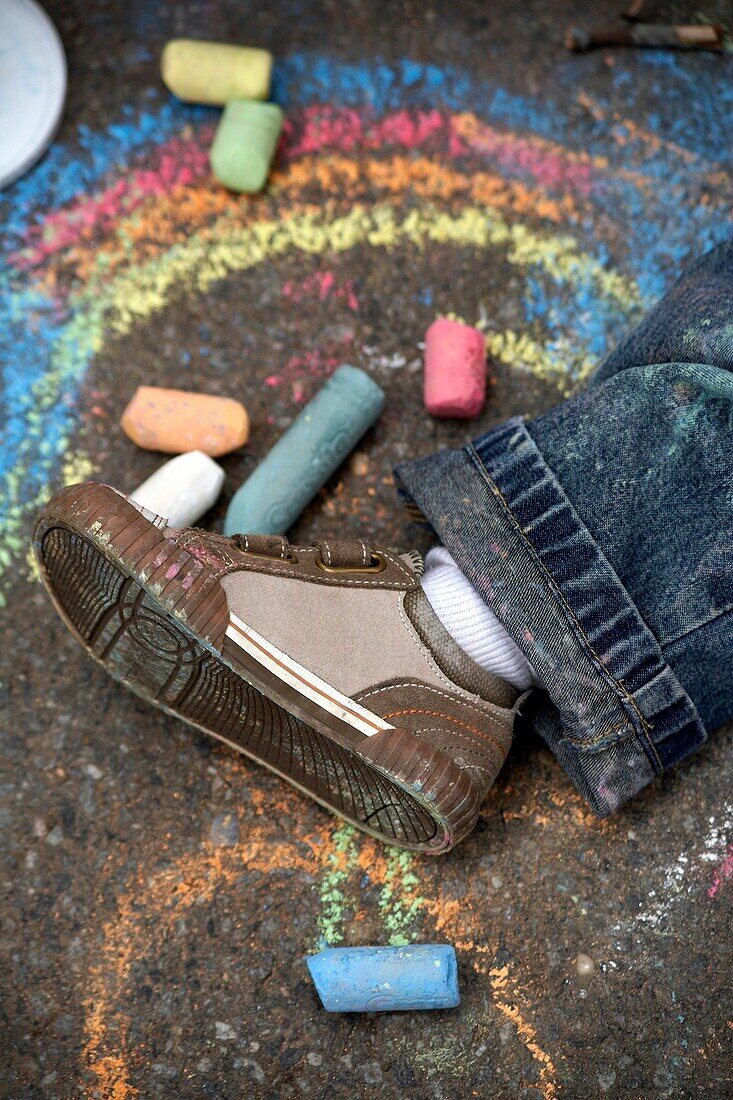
[224,365,385,535]
[210,99,283,194]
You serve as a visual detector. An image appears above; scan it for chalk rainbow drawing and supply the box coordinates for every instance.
[1,50,731,1096]
[2,52,731,605]
[81,780,569,1099]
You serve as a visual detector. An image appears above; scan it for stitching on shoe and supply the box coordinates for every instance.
[409,728,495,778]
[179,532,416,587]
[357,681,510,722]
[396,595,454,691]
[382,550,415,584]
[402,586,516,705]
[233,533,290,561]
[217,547,416,588]
[381,709,506,756]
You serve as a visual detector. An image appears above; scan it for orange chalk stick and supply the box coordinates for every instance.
[121,386,249,457]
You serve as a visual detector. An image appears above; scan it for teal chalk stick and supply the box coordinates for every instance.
[210,99,283,193]
[224,365,385,535]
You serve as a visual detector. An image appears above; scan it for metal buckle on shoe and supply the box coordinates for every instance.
[315,550,388,574]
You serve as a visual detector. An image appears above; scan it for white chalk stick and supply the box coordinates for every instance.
[130,451,225,528]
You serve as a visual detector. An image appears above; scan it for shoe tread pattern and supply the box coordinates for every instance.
[41,526,438,847]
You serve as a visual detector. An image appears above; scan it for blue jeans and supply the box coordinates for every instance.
[396,240,733,815]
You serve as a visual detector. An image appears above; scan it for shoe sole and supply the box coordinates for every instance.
[33,483,482,854]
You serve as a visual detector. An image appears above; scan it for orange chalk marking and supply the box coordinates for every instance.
[36,153,583,291]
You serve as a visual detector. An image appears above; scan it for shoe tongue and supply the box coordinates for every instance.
[398,549,424,577]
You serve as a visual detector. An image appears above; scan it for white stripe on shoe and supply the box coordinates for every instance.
[226,613,394,739]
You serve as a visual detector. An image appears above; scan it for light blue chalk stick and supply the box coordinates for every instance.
[224,365,385,535]
[306,944,460,1012]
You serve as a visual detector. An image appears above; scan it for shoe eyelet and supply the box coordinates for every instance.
[315,550,387,574]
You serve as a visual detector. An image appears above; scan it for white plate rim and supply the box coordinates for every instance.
[0,0,67,190]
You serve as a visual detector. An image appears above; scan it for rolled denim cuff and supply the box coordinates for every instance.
[395,417,707,816]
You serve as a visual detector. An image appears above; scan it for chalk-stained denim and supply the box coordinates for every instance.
[396,241,733,814]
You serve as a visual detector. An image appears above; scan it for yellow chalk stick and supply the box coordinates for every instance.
[161,39,272,106]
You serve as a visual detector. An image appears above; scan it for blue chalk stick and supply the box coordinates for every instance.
[306,944,460,1012]
[224,365,385,535]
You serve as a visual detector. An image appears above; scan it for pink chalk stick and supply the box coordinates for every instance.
[423,317,486,418]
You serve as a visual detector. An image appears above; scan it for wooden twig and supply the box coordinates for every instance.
[565,22,724,51]
[622,0,649,21]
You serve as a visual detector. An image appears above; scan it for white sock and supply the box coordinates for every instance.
[421,546,540,691]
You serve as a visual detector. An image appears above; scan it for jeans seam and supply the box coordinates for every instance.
[468,444,664,770]
[561,724,630,750]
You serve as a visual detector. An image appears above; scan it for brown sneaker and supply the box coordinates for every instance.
[33,483,524,854]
